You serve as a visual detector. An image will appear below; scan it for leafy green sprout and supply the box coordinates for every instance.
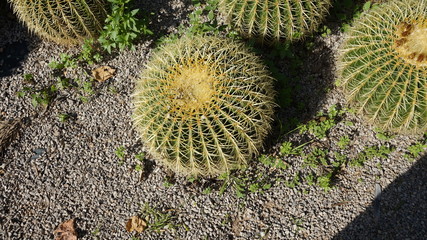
[115,146,126,164]
[79,39,103,65]
[58,113,70,122]
[202,187,212,194]
[48,53,77,69]
[405,142,427,161]
[337,136,350,149]
[258,154,287,170]
[139,203,180,233]
[217,171,272,198]
[317,172,333,191]
[163,177,174,187]
[374,127,395,141]
[134,152,145,171]
[98,0,153,53]
[23,73,34,83]
[298,105,346,139]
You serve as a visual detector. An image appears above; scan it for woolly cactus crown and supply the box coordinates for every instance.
[219,0,331,43]
[8,0,108,45]
[336,0,427,134]
[132,35,275,176]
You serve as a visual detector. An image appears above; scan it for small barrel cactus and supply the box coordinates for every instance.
[219,0,331,43]
[336,0,427,134]
[132,35,275,176]
[8,0,108,45]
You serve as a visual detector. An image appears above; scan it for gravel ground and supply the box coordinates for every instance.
[1,1,426,240]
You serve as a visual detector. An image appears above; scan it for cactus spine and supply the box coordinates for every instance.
[219,0,331,43]
[132,35,275,176]
[336,0,427,134]
[8,0,108,45]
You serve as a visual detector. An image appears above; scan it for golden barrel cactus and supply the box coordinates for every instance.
[132,35,276,176]
[336,0,427,134]
[219,0,331,43]
[8,0,108,45]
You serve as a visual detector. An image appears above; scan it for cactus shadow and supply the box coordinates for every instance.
[133,0,193,41]
[333,155,427,240]
[258,36,337,147]
[0,2,39,78]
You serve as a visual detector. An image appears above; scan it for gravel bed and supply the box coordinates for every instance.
[1,1,426,240]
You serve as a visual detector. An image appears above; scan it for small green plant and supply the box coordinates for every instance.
[138,203,180,233]
[217,171,272,198]
[285,173,301,188]
[298,105,346,139]
[115,146,126,163]
[98,0,152,53]
[58,113,69,123]
[259,154,287,170]
[317,172,333,191]
[219,0,331,43]
[374,128,395,141]
[349,145,394,167]
[303,147,329,168]
[17,84,57,108]
[23,73,34,83]
[79,39,103,65]
[405,142,427,161]
[280,141,305,156]
[49,53,77,70]
[337,136,350,149]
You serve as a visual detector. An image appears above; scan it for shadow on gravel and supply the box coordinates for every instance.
[260,36,337,147]
[133,0,193,40]
[333,156,427,240]
[0,1,36,78]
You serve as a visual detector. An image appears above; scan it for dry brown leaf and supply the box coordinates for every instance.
[53,219,77,240]
[92,66,116,82]
[125,216,147,233]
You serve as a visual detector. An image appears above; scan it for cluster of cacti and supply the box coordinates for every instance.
[8,0,108,45]
[132,35,275,176]
[336,0,427,134]
[218,0,331,43]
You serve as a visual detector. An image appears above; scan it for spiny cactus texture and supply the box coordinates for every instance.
[8,0,108,45]
[337,0,427,134]
[219,0,331,43]
[132,35,275,177]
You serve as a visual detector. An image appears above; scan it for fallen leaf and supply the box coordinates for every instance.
[92,66,116,82]
[126,216,147,233]
[54,219,77,240]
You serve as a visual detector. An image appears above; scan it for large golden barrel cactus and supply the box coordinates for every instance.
[8,0,108,45]
[132,35,276,177]
[336,0,427,134]
[219,0,331,43]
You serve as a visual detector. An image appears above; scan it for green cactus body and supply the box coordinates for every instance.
[219,0,331,43]
[336,0,427,134]
[8,0,108,45]
[132,35,275,176]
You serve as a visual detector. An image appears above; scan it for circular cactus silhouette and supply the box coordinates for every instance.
[132,35,275,176]
[337,0,427,134]
[9,0,108,45]
[219,0,331,43]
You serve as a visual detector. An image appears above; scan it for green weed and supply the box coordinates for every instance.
[138,203,180,233]
[115,146,126,163]
[99,0,153,53]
